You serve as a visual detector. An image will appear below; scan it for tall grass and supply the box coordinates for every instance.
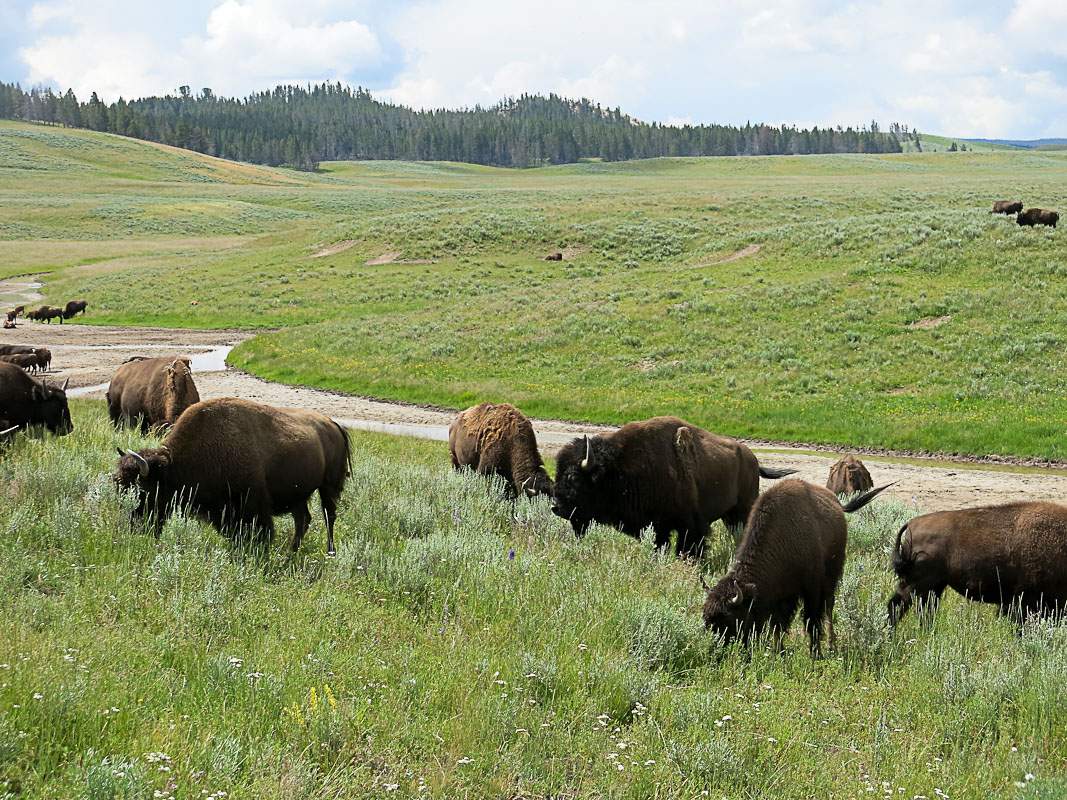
[0,402,1062,797]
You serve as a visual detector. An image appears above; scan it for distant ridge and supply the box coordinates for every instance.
[966,138,1067,149]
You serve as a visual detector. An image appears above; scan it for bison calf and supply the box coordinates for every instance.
[449,402,553,498]
[114,397,350,554]
[826,454,873,495]
[989,201,1023,215]
[1017,208,1059,227]
[703,480,891,653]
[889,502,1067,626]
[551,416,796,558]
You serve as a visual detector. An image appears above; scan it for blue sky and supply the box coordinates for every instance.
[4,0,1067,138]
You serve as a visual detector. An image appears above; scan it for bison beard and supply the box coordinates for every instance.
[702,480,892,653]
[889,501,1067,626]
[114,397,350,553]
[550,417,796,558]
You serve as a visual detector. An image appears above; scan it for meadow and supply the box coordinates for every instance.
[4,120,1067,459]
[1,405,1064,799]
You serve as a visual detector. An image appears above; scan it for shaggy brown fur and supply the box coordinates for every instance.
[544,252,563,261]
[114,397,351,553]
[703,480,890,653]
[1017,208,1059,227]
[0,362,72,435]
[826,454,873,495]
[33,348,51,372]
[33,305,65,324]
[0,345,34,356]
[889,502,1067,625]
[63,299,88,318]
[449,402,553,498]
[0,353,40,373]
[989,200,1023,214]
[107,356,200,432]
[551,416,796,558]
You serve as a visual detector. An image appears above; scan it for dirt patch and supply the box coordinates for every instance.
[910,315,951,330]
[5,317,1067,514]
[561,245,588,260]
[684,243,762,270]
[311,240,360,259]
[365,250,402,265]
[0,277,45,306]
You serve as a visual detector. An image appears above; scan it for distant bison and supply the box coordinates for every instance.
[2,321,14,330]
[5,310,16,322]
[889,502,1067,625]
[114,397,350,553]
[33,348,51,372]
[989,200,1023,215]
[63,299,88,318]
[544,252,563,261]
[32,306,64,324]
[0,353,40,373]
[1017,208,1059,227]
[551,417,796,558]
[107,356,200,432]
[0,345,35,357]
[703,480,891,653]
[0,362,71,435]
[826,454,873,495]
[449,402,553,498]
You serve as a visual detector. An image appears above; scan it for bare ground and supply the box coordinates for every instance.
[4,321,1067,513]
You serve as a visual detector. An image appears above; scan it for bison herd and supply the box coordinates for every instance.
[990,200,1059,227]
[5,299,88,326]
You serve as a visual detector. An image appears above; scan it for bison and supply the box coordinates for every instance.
[63,299,88,319]
[5,310,16,322]
[551,416,796,558]
[114,397,350,553]
[2,321,15,330]
[1017,208,1059,227]
[888,502,1067,626]
[0,353,41,373]
[107,356,200,432]
[0,346,34,357]
[989,201,1023,215]
[826,454,873,495]
[0,362,72,435]
[544,252,563,261]
[33,306,64,324]
[449,402,553,498]
[33,348,51,372]
[702,480,891,653]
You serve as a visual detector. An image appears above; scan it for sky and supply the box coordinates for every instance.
[3,0,1067,139]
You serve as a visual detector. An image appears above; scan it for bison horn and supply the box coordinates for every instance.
[118,447,150,478]
[580,435,595,471]
[60,377,69,392]
[730,582,744,605]
[0,426,18,437]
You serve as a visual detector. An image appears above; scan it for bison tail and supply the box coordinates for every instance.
[841,481,896,513]
[758,466,797,479]
[335,421,352,476]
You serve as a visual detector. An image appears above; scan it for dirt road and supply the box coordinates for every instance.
[4,319,1067,513]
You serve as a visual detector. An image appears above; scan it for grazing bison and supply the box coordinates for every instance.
[989,201,1023,215]
[1017,208,1059,227]
[0,353,40,373]
[114,397,351,553]
[5,310,16,322]
[826,454,873,495]
[63,299,88,319]
[888,502,1067,625]
[33,306,64,324]
[449,402,553,498]
[0,362,72,435]
[107,356,200,432]
[544,252,563,261]
[702,480,891,653]
[551,417,796,558]
[33,348,51,372]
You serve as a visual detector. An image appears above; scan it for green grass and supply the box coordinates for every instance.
[1,403,1064,798]
[6,120,1067,458]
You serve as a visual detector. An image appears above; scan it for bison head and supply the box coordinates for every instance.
[30,378,73,435]
[114,447,173,535]
[550,434,617,534]
[702,577,760,645]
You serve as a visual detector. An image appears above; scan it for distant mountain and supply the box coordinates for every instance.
[966,138,1067,149]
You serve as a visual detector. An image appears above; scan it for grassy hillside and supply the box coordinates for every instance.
[5,120,1067,458]
[1,406,1063,798]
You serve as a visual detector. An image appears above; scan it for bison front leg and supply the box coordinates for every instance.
[290,503,312,553]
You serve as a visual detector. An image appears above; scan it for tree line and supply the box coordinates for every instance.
[0,81,905,170]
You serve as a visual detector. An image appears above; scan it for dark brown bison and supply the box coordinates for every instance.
[449,402,553,498]
[0,362,72,435]
[551,417,796,558]
[114,397,350,553]
[888,502,1067,625]
[989,201,1023,214]
[1017,208,1059,227]
[33,348,51,372]
[0,345,35,356]
[826,454,873,495]
[5,310,16,322]
[702,480,891,653]
[544,252,563,261]
[22,309,37,321]
[107,356,200,432]
[33,306,64,324]
[0,353,40,373]
[63,299,88,319]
